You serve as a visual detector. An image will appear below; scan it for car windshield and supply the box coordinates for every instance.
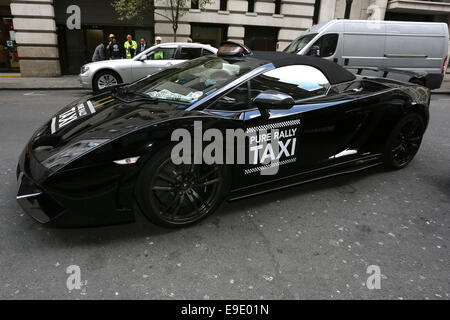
[283,33,318,54]
[125,56,266,104]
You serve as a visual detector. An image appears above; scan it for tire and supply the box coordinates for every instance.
[93,70,121,92]
[383,113,425,170]
[135,146,229,228]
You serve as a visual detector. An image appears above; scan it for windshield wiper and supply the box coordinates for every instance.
[128,91,159,103]
[111,87,158,103]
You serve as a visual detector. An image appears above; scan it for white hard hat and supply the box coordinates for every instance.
[155,36,162,41]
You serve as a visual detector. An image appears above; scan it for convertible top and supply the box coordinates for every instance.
[251,51,356,85]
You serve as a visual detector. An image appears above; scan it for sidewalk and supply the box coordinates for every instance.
[0,75,84,90]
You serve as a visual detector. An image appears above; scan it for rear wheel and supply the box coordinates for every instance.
[383,113,425,169]
[93,70,121,92]
[136,147,229,228]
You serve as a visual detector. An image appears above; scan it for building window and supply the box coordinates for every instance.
[248,0,255,13]
[191,0,199,9]
[274,0,281,15]
[220,0,227,11]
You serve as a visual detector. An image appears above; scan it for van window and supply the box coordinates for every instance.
[284,33,318,54]
[311,33,339,58]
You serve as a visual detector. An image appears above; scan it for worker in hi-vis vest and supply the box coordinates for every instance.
[124,34,138,59]
[153,36,164,60]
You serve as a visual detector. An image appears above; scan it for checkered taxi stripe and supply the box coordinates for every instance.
[244,157,298,175]
[246,119,301,134]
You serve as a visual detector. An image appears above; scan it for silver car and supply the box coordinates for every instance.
[79,42,217,91]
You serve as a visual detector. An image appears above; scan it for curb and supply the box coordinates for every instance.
[432,91,450,94]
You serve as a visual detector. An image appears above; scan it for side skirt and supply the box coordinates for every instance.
[228,155,383,201]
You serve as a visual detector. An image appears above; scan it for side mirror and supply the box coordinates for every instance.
[309,45,321,57]
[253,90,295,113]
[138,55,147,62]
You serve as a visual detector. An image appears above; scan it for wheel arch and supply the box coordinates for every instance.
[92,68,124,89]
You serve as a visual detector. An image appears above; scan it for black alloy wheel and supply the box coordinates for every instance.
[384,113,425,169]
[136,147,228,228]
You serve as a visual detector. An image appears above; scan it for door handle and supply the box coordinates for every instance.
[165,62,173,66]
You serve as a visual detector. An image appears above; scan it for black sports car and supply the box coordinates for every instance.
[17,42,430,228]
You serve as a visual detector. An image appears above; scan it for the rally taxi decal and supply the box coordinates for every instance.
[245,119,300,175]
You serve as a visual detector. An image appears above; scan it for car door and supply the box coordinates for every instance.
[131,46,178,81]
[240,65,369,180]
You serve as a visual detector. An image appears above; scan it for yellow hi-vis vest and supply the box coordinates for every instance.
[124,40,138,59]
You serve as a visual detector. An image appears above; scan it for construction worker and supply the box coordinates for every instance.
[106,33,115,59]
[153,36,164,60]
[124,34,138,59]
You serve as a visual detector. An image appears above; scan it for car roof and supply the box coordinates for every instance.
[250,51,356,85]
[159,42,217,51]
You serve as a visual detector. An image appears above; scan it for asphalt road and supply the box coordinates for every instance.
[0,90,448,300]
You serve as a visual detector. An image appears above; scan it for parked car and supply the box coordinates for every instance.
[79,42,217,91]
[284,19,449,89]
[18,42,430,228]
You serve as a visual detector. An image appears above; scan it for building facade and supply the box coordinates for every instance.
[2,0,450,77]
[154,0,316,52]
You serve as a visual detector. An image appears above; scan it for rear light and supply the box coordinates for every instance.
[442,56,448,74]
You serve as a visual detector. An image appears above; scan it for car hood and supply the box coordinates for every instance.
[85,59,133,69]
[28,92,190,164]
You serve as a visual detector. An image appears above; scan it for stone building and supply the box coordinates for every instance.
[1,0,450,77]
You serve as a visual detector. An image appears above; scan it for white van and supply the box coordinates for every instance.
[284,19,449,89]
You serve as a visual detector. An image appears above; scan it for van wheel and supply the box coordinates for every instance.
[93,70,122,92]
[383,113,425,170]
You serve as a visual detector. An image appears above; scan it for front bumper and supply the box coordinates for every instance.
[16,147,135,227]
[79,73,92,90]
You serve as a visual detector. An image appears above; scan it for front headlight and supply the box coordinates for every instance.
[41,139,109,170]
[80,65,90,74]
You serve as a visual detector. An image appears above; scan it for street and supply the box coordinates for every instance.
[0,90,448,299]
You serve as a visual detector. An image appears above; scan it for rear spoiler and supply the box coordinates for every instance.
[345,66,426,79]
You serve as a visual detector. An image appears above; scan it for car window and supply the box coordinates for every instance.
[311,33,339,58]
[146,47,176,60]
[211,83,251,111]
[254,65,330,99]
[126,56,262,104]
[209,65,330,111]
[177,47,202,60]
[202,49,215,56]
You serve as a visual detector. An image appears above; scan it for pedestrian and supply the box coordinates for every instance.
[187,37,193,43]
[106,33,115,58]
[108,35,123,60]
[137,38,148,55]
[124,34,138,59]
[92,41,105,62]
[154,36,162,45]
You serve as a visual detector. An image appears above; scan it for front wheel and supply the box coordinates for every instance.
[93,70,121,92]
[383,113,425,169]
[136,147,229,228]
